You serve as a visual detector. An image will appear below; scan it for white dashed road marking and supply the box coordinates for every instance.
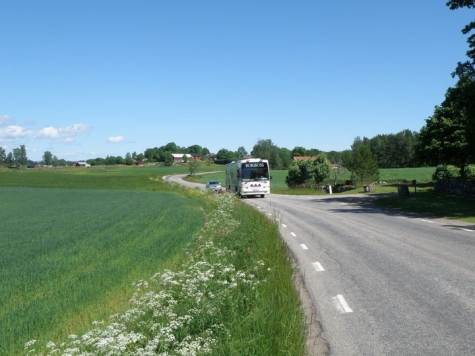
[300,244,308,250]
[312,261,325,272]
[332,295,353,313]
[291,232,296,237]
[420,219,434,223]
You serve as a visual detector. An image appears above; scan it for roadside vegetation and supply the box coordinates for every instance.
[189,166,475,223]
[188,166,437,195]
[0,167,306,355]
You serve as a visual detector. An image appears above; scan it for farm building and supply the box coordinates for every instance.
[171,154,201,162]
[293,156,318,161]
[74,161,91,167]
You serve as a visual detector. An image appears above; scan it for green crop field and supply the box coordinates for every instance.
[0,186,204,355]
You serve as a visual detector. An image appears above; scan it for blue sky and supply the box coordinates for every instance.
[1,1,473,162]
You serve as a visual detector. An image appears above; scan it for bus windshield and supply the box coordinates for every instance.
[240,162,269,181]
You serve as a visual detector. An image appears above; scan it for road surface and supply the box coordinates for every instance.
[248,193,475,356]
[165,174,475,355]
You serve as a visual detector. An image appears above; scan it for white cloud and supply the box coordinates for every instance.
[36,124,91,141]
[107,135,124,143]
[0,125,35,139]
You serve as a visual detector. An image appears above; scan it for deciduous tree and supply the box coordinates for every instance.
[236,146,248,158]
[251,139,282,169]
[13,145,27,167]
[285,159,314,188]
[0,147,5,165]
[187,158,202,175]
[43,151,53,165]
[312,154,331,184]
[347,145,380,185]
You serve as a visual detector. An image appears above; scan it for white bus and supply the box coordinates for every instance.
[225,158,270,198]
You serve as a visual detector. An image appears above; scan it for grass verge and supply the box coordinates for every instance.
[373,190,475,223]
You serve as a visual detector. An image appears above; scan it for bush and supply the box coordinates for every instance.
[464,165,475,179]
[432,165,460,180]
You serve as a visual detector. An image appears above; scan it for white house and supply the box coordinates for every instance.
[171,154,193,162]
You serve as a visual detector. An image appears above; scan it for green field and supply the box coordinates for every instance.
[0,186,204,354]
[188,165,475,223]
[0,166,307,355]
[188,166,437,194]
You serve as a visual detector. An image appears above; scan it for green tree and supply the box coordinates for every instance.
[347,145,380,185]
[446,1,475,166]
[216,149,236,162]
[351,136,370,151]
[330,160,346,186]
[186,144,203,156]
[187,158,202,175]
[291,146,306,157]
[416,83,472,174]
[5,152,14,167]
[144,147,159,162]
[251,139,282,169]
[285,159,314,188]
[251,139,275,160]
[278,147,292,169]
[52,155,59,167]
[43,151,53,165]
[447,0,475,78]
[312,154,332,184]
[0,147,5,165]
[163,142,179,153]
[236,146,248,158]
[13,145,27,167]
[125,152,133,165]
[307,148,321,157]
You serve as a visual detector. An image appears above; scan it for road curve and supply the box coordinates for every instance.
[164,175,475,355]
[163,173,205,189]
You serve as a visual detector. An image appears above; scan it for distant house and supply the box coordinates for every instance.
[171,153,193,162]
[293,156,317,161]
[74,161,91,167]
[203,153,216,162]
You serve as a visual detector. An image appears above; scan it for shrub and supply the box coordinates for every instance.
[432,165,460,180]
[464,165,475,179]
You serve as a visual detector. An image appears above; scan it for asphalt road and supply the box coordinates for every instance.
[164,175,475,355]
[247,193,475,356]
